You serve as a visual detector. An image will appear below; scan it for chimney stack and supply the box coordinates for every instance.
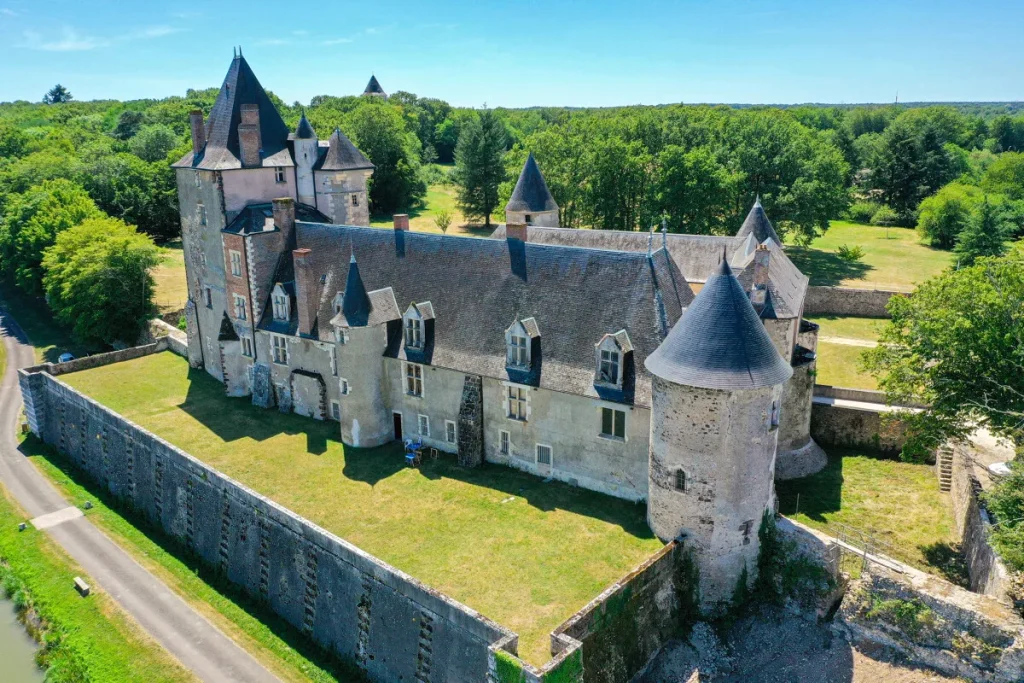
[506,222,528,242]
[393,214,410,231]
[750,244,771,310]
[293,249,318,337]
[273,197,296,248]
[189,110,206,156]
[238,103,262,167]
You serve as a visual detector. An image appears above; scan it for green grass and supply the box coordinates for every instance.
[806,315,884,342]
[813,342,877,390]
[787,221,954,291]
[58,351,664,666]
[152,241,188,314]
[0,484,194,682]
[0,282,97,363]
[23,439,364,683]
[370,183,501,236]
[776,449,965,584]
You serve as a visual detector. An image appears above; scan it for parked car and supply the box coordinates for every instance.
[57,352,75,364]
[988,462,1011,477]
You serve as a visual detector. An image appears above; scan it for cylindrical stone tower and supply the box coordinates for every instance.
[646,259,793,612]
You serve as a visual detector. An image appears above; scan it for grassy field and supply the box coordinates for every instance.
[807,315,884,342]
[776,449,964,584]
[0,484,194,682]
[59,352,664,666]
[787,221,953,291]
[813,342,877,390]
[370,183,501,236]
[152,241,188,314]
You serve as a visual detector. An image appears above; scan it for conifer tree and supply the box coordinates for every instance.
[955,197,1010,266]
[454,110,507,228]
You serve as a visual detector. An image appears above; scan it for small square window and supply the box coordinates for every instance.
[445,420,457,444]
[351,194,359,206]
[675,469,687,492]
[331,401,340,420]
[600,407,626,439]
[536,444,552,466]
[198,203,207,226]
[418,414,430,437]
[274,167,286,183]
[335,327,347,344]
[340,378,350,395]
[770,400,780,430]
[499,430,510,456]
[241,337,253,357]
[204,287,212,308]
[524,214,532,223]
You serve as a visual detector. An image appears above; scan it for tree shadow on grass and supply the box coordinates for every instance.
[919,541,970,587]
[775,452,844,522]
[21,436,367,683]
[785,246,873,287]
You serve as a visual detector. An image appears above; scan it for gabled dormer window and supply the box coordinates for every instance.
[403,302,434,351]
[595,331,633,389]
[405,316,422,348]
[333,292,344,315]
[505,317,539,368]
[271,283,290,322]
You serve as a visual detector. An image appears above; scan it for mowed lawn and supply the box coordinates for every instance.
[776,450,962,583]
[152,241,188,314]
[61,352,663,666]
[787,221,953,291]
[370,183,501,237]
[806,316,884,391]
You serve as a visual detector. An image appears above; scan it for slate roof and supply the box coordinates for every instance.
[218,312,239,341]
[315,128,375,172]
[292,113,316,139]
[646,260,793,391]
[173,56,292,170]
[293,223,693,407]
[331,288,401,329]
[506,153,558,213]
[363,75,386,96]
[223,202,329,235]
[736,198,783,245]
[733,238,808,319]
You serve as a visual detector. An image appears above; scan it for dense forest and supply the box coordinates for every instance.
[2,83,1023,344]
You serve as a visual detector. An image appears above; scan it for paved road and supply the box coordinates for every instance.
[0,310,280,683]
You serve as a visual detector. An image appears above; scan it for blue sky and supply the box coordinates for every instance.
[1,0,1021,107]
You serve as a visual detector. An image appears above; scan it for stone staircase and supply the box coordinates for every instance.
[936,446,953,492]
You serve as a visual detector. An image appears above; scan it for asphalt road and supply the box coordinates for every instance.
[0,310,280,683]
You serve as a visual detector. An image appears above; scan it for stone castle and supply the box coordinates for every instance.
[173,54,824,607]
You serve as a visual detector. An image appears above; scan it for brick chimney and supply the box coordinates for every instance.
[293,249,318,337]
[393,214,410,231]
[272,197,296,247]
[238,103,262,167]
[750,243,771,309]
[189,110,206,155]
[506,222,528,242]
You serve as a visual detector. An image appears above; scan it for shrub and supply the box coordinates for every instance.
[433,208,453,234]
[836,244,865,261]
[870,205,899,226]
[848,201,880,224]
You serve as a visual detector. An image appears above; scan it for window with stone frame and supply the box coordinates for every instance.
[271,335,288,365]
[445,420,457,444]
[351,193,359,207]
[675,469,687,492]
[600,407,626,440]
[770,400,780,430]
[499,430,510,455]
[331,401,340,420]
[272,286,290,321]
[241,336,253,358]
[536,444,552,466]
[340,378,350,395]
[595,332,631,388]
[507,385,528,421]
[274,167,286,183]
[199,203,207,226]
[418,414,430,437]
[334,327,347,344]
[229,250,242,277]
[233,293,247,321]
[599,348,620,384]
[204,287,212,308]
[405,363,423,397]
[507,333,528,366]
[404,315,423,348]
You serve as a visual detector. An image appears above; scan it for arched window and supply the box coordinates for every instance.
[675,469,687,492]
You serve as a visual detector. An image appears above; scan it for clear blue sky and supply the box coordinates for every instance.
[1,0,1021,107]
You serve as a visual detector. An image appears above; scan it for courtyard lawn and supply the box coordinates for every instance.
[776,449,965,585]
[152,241,188,314]
[787,221,953,291]
[806,315,884,343]
[0,484,194,683]
[59,351,664,666]
[813,342,877,390]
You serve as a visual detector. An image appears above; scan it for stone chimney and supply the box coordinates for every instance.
[189,110,206,155]
[272,197,296,248]
[750,244,771,309]
[238,103,262,167]
[393,214,410,231]
[506,222,528,242]
[293,248,318,337]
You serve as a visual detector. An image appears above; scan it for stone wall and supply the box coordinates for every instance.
[813,384,928,409]
[810,400,908,455]
[19,368,518,683]
[950,443,1014,602]
[804,286,908,318]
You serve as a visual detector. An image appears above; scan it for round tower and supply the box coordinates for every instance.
[645,259,793,611]
[291,113,318,207]
[505,153,559,227]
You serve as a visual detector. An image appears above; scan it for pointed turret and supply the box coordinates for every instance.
[291,113,319,206]
[217,311,239,341]
[736,197,783,246]
[646,259,793,390]
[294,113,316,139]
[505,153,560,227]
[318,128,375,172]
[341,253,372,326]
[362,75,387,98]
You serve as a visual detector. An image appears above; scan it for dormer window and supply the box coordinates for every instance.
[274,167,285,183]
[595,330,633,389]
[403,302,434,351]
[505,317,539,368]
[271,283,290,322]
[333,292,344,315]
[405,317,422,348]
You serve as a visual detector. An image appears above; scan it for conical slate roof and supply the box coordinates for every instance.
[736,197,782,246]
[317,128,374,171]
[294,113,316,139]
[174,54,291,170]
[645,259,793,390]
[217,311,239,341]
[341,253,372,326]
[506,153,558,213]
[363,75,386,96]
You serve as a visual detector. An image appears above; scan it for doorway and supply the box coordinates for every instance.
[393,412,403,441]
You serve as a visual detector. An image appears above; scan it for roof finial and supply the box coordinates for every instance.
[755,194,762,206]
[661,216,668,250]
[647,227,654,257]
[721,246,728,264]
[233,46,237,58]
[238,45,243,57]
